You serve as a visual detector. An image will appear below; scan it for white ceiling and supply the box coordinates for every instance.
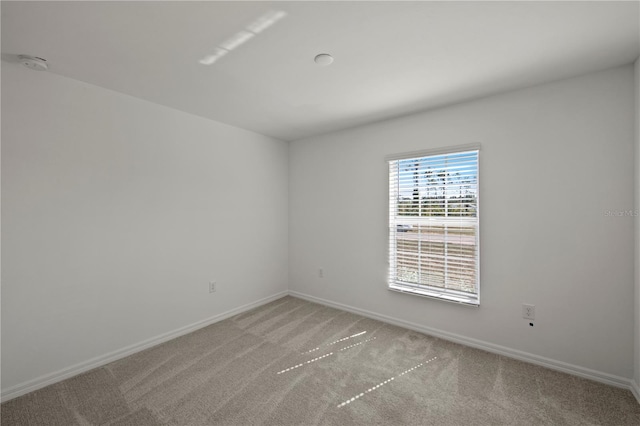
[2,1,639,142]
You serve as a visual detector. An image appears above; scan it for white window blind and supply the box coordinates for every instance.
[388,147,480,306]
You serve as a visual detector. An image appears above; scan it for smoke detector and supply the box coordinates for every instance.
[19,55,48,71]
[314,53,334,66]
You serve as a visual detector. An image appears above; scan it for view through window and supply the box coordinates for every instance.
[388,147,479,305]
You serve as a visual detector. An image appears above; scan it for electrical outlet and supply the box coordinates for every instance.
[522,304,535,320]
[318,268,324,278]
[209,281,216,293]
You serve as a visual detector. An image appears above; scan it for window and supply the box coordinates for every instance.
[387,145,480,306]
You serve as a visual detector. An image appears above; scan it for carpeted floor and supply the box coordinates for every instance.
[2,295,639,425]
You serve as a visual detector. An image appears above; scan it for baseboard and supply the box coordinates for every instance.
[1,291,288,403]
[5,290,637,405]
[632,379,640,404]
[289,290,635,392]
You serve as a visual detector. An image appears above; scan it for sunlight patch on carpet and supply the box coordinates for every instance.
[337,357,438,408]
[276,353,335,374]
[338,337,376,351]
[301,331,367,354]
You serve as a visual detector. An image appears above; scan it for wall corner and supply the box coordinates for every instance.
[634,55,640,397]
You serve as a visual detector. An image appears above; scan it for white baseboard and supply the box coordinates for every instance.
[1,291,288,403]
[5,290,638,405]
[289,290,636,393]
[632,379,640,404]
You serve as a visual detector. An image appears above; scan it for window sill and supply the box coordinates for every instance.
[388,283,479,307]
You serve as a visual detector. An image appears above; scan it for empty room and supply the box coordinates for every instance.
[2,1,640,425]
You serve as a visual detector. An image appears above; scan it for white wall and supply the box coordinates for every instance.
[1,63,289,392]
[289,65,636,380]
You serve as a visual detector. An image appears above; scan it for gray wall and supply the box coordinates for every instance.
[1,63,289,391]
[289,65,636,380]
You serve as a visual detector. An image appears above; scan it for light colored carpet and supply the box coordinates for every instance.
[2,296,639,425]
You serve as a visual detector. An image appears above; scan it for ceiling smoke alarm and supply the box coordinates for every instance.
[314,53,334,66]
[19,55,48,71]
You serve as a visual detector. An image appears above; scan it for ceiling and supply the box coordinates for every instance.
[2,1,639,142]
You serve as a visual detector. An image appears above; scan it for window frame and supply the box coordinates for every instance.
[386,144,480,306]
